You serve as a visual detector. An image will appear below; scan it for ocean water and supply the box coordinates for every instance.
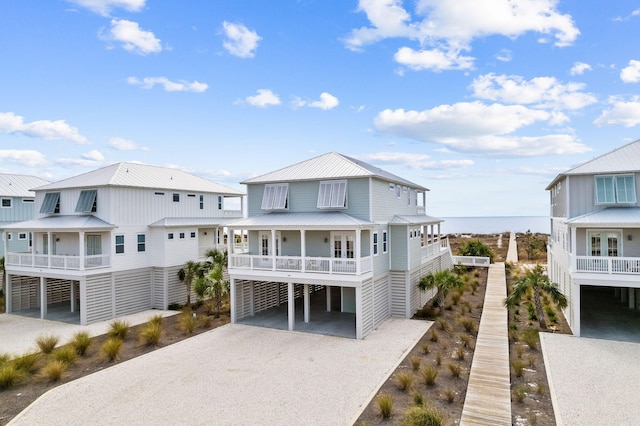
[441,216,549,235]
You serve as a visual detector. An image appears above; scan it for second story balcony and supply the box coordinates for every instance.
[230,253,372,276]
[7,252,110,271]
[575,256,640,275]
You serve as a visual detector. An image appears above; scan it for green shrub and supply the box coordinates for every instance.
[69,331,92,356]
[11,352,40,374]
[108,320,130,340]
[395,370,414,391]
[102,338,123,362]
[402,405,444,426]
[521,328,540,350]
[197,315,212,328]
[0,364,25,389]
[35,334,59,354]
[447,363,461,378]
[0,353,10,366]
[527,303,537,321]
[410,355,422,371]
[376,392,394,419]
[139,322,162,347]
[420,365,438,386]
[40,359,67,382]
[52,347,77,365]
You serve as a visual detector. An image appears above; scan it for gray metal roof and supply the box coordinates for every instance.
[37,162,244,196]
[0,174,49,197]
[241,152,429,191]
[389,215,444,225]
[3,215,115,231]
[226,212,374,229]
[149,217,239,228]
[564,207,640,227]
[547,139,640,189]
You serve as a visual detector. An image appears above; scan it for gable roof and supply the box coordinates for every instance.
[0,174,50,197]
[547,139,640,189]
[36,162,243,196]
[241,152,428,191]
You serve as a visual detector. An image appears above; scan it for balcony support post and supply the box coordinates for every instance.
[6,274,12,313]
[300,229,306,273]
[70,281,76,313]
[287,281,294,331]
[79,231,85,271]
[230,278,236,323]
[355,229,361,275]
[271,229,277,271]
[40,276,47,320]
[629,287,635,309]
[326,285,331,312]
[304,284,310,323]
[47,231,52,267]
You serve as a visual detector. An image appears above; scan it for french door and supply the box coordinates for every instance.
[588,230,621,257]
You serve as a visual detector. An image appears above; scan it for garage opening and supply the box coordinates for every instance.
[235,281,356,338]
[581,286,640,342]
[9,275,81,324]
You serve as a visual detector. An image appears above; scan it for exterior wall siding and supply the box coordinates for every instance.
[85,273,114,324]
[1,197,36,222]
[152,267,166,309]
[114,268,152,317]
[389,226,408,270]
[373,273,390,328]
[361,277,374,337]
[10,275,39,311]
[549,176,568,218]
[390,271,407,317]
[370,179,424,222]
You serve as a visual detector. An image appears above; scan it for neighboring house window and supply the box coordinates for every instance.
[75,189,97,213]
[168,233,174,239]
[317,180,347,208]
[179,232,185,239]
[262,183,289,210]
[373,232,378,255]
[408,189,411,206]
[155,192,165,196]
[595,175,637,204]
[40,192,61,214]
[396,185,401,198]
[190,232,196,238]
[389,183,395,191]
[218,195,223,209]
[1,198,11,208]
[173,193,180,202]
[188,194,196,198]
[18,233,27,240]
[23,198,34,204]
[137,234,146,252]
[200,195,204,210]
[115,235,124,254]
[7,233,12,241]
[383,231,388,253]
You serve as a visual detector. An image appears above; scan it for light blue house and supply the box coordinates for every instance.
[0,174,49,257]
[227,152,453,339]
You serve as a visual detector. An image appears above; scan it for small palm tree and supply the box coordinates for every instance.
[203,263,230,318]
[0,256,5,298]
[177,260,201,307]
[418,269,463,311]
[504,264,567,329]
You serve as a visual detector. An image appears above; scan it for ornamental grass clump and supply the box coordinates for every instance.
[458,317,475,334]
[148,314,164,326]
[511,358,526,377]
[40,359,67,382]
[35,334,59,354]
[108,320,130,340]
[420,365,438,386]
[443,388,455,403]
[410,355,422,371]
[512,385,527,403]
[521,327,540,350]
[401,406,444,426]
[101,337,123,362]
[11,352,40,374]
[52,347,77,366]
[447,363,462,378]
[376,392,394,419]
[0,364,25,389]
[69,331,92,356]
[430,329,439,342]
[178,312,197,335]
[139,321,163,347]
[395,370,414,391]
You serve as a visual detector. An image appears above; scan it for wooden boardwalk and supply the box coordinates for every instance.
[460,259,512,424]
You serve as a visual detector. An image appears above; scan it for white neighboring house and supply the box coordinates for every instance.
[547,139,640,336]
[0,174,50,258]
[227,152,453,339]
[4,162,244,325]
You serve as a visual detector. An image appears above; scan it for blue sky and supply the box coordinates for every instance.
[2,0,640,217]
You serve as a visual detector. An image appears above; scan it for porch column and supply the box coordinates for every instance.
[573,283,581,337]
[304,284,310,323]
[40,276,47,319]
[621,287,628,304]
[355,228,361,275]
[326,285,331,312]
[287,281,295,331]
[249,284,255,316]
[6,274,12,313]
[300,229,306,273]
[636,289,640,311]
[570,227,577,271]
[79,278,88,325]
[271,229,277,271]
[227,228,233,255]
[3,231,7,261]
[629,288,636,309]
[230,278,236,323]
[79,231,85,271]
[70,281,76,313]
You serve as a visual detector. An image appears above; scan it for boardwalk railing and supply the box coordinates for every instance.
[452,255,491,267]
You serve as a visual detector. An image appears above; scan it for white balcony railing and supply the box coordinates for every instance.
[6,252,110,271]
[421,238,449,259]
[575,256,640,274]
[229,254,373,275]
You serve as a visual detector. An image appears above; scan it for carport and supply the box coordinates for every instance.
[580,285,640,342]
[7,274,81,324]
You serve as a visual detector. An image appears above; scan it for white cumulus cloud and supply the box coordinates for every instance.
[394,46,474,71]
[594,99,640,127]
[356,151,474,170]
[0,150,47,167]
[0,112,88,144]
[620,60,640,83]
[57,150,105,166]
[102,19,161,55]
[570,61,592,75]
[67,0,145,16]
[108,137,150,151]
[471,73,597,110]
[127,76,208,92]
[309,92,340,110]
[245,89,281,107]
[222,22,261,58]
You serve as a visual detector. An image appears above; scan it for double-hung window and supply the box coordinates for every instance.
[217,195,222,210]
[115,235,125,254]
[317,180,347,208]
[373,232,378,255]
[137,234,146,252]
[1,198,11,208]
[383,231,388,253]
[595,175,637,205]
[262,183,288,210]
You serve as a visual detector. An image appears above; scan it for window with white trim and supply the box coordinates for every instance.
[168,233,174,240]
[23,198,34,204]
[218,195,223,209]
[173,193,180,202]
[317,180,347,208]
[190,232,196,238]
[396,185,401,198]
[200,195,204,210]
[1,198,11,208]
[261,183,289,210]
[408,188,411,205]
[18,233,27,240]
[179,232,185,239]
[7,233,12,240]
[389,183,395,191]
[595,175,637,204]
[383,231,388,253]
[137,234,146,252]
[115,235,124,254]
[373,232,378,255]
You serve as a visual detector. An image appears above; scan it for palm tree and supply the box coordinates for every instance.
[177,260,200,307]
[418,269,463,311]
[202,263,230,318]
[0,256,5,297]
[504,264,567,329]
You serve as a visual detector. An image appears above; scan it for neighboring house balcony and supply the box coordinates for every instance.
[230,253,372,276]
[6,252,110,271]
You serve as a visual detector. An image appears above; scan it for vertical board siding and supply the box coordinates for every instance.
[0,196,35,222]
[10,276,39,311]
[389,226,408,270]
[373,274,390,328]
[85,273,114,324]
[361,278,374,337]
[370,179,424,222]
[114,268,152,317]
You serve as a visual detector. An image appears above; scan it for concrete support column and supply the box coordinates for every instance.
[6,274,12,313]
[326,285,331,312]
[70,281,76,313]
[636,289,640,311]
[614,288,621,298]
[304,284,310,323]
[287,282,294,331]
[629,288,635,309]
[40,276,47,319]
[80,278,87,326]
[230,278,236,323]
[300,230,306,273]
[249,284,255,316]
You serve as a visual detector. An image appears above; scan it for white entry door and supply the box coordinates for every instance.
[259,231,281,256]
